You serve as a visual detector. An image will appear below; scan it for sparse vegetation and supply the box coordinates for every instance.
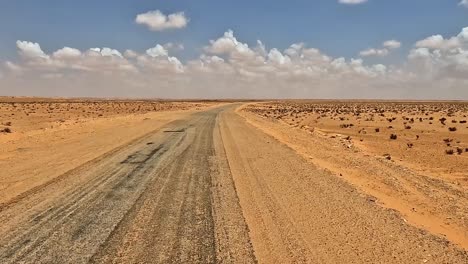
[1,127,12,133]
[244,101,468,173]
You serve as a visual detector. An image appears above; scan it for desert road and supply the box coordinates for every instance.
[0,104,467,263]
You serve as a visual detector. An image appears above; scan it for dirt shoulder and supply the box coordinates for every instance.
[220,105,467,263]
[0,100,219,205]
[239,102,468,251]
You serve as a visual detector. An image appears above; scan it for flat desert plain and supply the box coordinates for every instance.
[0,98,467,263]
[242,101,468,248]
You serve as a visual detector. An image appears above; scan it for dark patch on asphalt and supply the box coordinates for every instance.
[163,128,185,133]
[120,145,163,164]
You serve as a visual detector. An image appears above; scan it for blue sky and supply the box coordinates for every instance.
[0,0,467,99]
[1,0,467,62]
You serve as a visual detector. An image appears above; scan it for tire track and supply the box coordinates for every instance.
[91,109,237,263]
[0,105,256,264]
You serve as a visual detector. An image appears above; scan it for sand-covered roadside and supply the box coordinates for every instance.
[240,101,468,250]
[0,99,219,205]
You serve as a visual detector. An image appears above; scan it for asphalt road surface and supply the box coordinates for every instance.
[0,104,466,263]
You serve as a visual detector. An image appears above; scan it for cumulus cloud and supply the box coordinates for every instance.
[383,40,402,49]
[415,35,458,50]
[123,49,139,59]
[268,48,291,65]
[338,0,368,4]
[360,39,401,57]
[408,27,468,80]
[205,30,255,57]
[360,48,389,57]
[99,48,123,58]
[146,44,169,57]
[136,10,188,31]
[2,27,468,99]
[16,41,49,59]
[414,29,468,51]
[53,47,82,59]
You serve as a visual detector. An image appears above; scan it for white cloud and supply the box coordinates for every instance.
[16,41,49,59]
[360,39,401,57]
[86,48,123,58]
[100,48,123,58]
[460,0,468,8]
[135,10,188,31]
[414,28,468,51]
[146,44,169,57]
[53,47,82,59]
[3,28,468,99]
[383,40,401,49]
[267,48,291,65]
[360,48,389,57]
[408,27,468,80]
[415,35,460,50]
[338,0,368,4]
[205,30,255,58]
[124,49,139,59]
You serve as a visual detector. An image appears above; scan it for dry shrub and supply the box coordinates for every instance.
[440,117,447,125]
[1,127,11,133]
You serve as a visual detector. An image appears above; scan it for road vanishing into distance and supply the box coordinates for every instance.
[0,104,467,263]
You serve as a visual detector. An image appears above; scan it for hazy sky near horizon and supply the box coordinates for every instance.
[0,0,468,99]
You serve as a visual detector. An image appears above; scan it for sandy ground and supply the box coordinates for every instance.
[0,100,467,263]
[0,99,217,205]
[241,101,468,250]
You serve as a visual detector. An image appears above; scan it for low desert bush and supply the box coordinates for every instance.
[1,127,11,133]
